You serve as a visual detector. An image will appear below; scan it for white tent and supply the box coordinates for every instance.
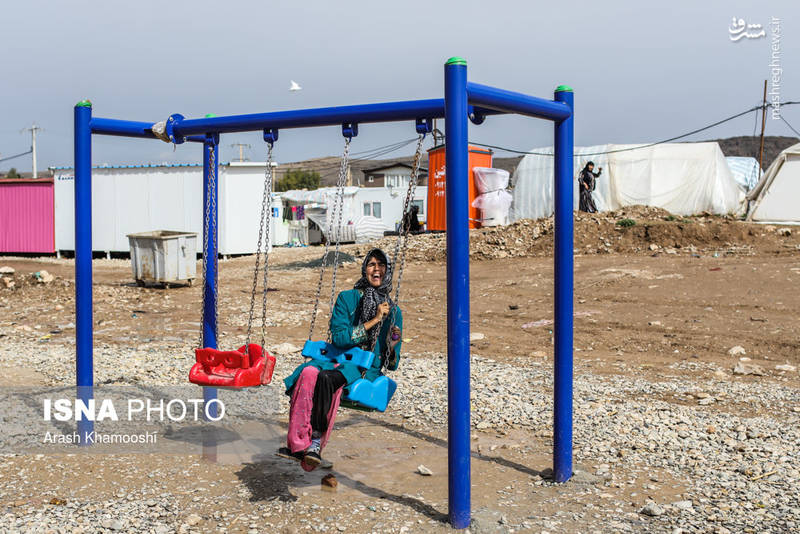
[512,142,746,220]
[746,142,800,223]
[726,157,761,191]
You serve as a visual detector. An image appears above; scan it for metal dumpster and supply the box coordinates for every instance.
[127,230,197,287]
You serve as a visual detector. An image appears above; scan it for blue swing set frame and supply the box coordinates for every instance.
[73,57,574,529]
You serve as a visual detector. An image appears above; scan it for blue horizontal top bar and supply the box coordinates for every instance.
[466,82,571,122]
[89,86,562,142]
[91,118,205,143]
[172,98,448,137]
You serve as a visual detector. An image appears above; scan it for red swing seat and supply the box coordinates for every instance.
[189,343,275,388]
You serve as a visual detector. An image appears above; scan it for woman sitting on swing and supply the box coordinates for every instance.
[280,248,403,470]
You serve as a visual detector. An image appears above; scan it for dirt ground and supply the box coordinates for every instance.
[0,214,799,533]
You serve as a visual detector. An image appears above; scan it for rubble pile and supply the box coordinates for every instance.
[354,206,800,262]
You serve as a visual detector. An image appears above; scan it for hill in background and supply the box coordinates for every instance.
[709,136,798,170]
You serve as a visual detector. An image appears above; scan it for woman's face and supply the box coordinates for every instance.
[365,256,387,288]
[587,163,594,171]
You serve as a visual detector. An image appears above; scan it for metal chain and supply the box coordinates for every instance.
[199,145,219,348]
[259,148,274,348]
[308,137,351,340]
[245,143,274,354]
[326,139,351,341]
[380,133,426,363]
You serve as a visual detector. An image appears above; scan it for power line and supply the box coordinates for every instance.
[470,100,800,157]
[279,137,421,175]
[778,114,800,137]
[350,138,417,156]
[0,148,33,164]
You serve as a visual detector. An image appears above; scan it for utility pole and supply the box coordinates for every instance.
[230,142,251,162]
[758,80,767,174]
[24,123,43,178]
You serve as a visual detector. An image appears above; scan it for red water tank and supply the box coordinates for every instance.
[426,145,493,231]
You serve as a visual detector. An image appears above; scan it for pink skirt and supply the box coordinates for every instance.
[287,366,343,470]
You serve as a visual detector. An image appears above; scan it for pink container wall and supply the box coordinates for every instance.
[0,179,55,253]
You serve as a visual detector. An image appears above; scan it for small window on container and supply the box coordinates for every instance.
[372,202,382,219]
[363,202,371,216]
[411,199,424,214]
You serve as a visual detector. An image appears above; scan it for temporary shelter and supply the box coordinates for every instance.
[746,142,800,223]
[280,185,426,244]
[512,142,746,220]
[0,178,54,253]
[52,162,285,255]
[725,157,761,191]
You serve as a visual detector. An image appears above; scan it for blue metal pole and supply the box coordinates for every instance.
[202,133,219,419]
[444,57,470,529]
[90,104,502,142]
[466,82,572,122]
[74,100,94,443]
[173,99,447,137]
[553,86,574,483]
[90,118,205,142]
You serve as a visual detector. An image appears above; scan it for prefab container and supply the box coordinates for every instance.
[427,145,492,230]
[0,178,54,253]
[52,162,282,255]
[281,185,428,244]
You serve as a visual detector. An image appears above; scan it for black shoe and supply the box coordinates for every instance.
[276,447,304,462]
[304,443,322,467]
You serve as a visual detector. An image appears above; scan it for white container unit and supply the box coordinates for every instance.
[280,185,429,245]
[52,162,282,255]
[127,230,197,286]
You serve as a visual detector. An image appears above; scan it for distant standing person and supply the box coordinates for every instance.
[579,161,602,213]
[401,204,422,233]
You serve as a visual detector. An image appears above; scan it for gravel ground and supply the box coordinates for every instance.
[0,240,798,533]
[1,336,797,533]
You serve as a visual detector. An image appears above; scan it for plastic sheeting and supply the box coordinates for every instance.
[725,157,761,191]
[472,167,512,226]
[351,215,386,243]
[512,142,746,220]
[281,187,358,204]
[306,209,384,244]
[746,142,800,222]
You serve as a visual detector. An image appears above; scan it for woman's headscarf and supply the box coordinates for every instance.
[353,248,394,352]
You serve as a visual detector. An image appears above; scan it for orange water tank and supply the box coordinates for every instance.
[426,145,493,231]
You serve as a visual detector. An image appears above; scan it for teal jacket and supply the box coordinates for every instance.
[284,288,403,394]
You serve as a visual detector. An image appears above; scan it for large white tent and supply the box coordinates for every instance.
[512,142,746,220]
[725,156,761,191]
[746,142,800,223]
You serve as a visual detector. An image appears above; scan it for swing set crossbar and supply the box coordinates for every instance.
[73,58,575,530]
[89,89,567,142]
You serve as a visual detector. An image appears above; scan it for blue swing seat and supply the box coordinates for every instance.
[301,340,397,412]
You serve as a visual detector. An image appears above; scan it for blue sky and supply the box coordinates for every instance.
[0,0,797,171]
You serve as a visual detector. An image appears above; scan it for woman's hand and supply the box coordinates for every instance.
[387,326,401,349]
[365,302,392,331]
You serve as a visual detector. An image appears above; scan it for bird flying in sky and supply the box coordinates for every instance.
[289,80,302,92]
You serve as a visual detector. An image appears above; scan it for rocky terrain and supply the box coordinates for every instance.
[0,211,798,533]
